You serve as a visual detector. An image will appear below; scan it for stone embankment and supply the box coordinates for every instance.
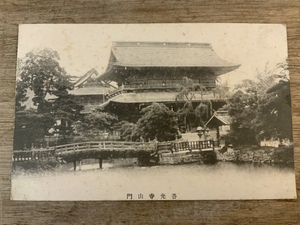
[216,147,294,164]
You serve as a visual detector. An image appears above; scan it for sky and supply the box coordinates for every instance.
[17,23,288,87]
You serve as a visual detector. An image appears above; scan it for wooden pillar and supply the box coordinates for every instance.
[217,126,220,147]
[99,158,103,169]
[79,160,82,171]
[73,161,77,171]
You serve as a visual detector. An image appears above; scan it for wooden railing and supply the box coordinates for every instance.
[106,84,220,101]
[13,148,55,162]
[173,140,214,152]
[13,140,216,162]
[55,141,157,155]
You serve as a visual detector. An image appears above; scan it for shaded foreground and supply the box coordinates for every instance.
[11,162,296,200]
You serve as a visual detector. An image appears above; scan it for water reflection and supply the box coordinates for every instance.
[11,161,296,201]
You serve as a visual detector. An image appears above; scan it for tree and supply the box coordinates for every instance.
[223,62,292,146]
[13,109,54,150]
[175,76,207,102]
[223,91,258,146]
[135,103,178,142]
[14,49,84,147]
[213,83,231,99]
[177,101,195,132]
[194,101,211,126]
[18,48,72,113]
[15,80,29,112]
[74,110,118,140]
[51,94,84,141]
[252,79,292,141]
[176,77,211,131]
[119,121,139,141]
[15,58,29,112]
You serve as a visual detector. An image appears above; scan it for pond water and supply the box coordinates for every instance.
[11,161,296,200]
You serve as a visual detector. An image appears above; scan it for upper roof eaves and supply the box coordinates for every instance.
[109,41,240,70]
[112,41,212,48]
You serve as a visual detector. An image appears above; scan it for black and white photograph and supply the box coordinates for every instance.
[11,23,296,200]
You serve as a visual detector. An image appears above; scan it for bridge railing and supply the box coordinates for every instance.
[55,141,157,155]
[13,140,216,162]
[13,148,56,162]
[173,140,214,152]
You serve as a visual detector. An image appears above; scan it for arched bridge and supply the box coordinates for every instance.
[13,140,216,169]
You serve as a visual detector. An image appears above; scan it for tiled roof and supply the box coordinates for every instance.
[205,113,231,126]
[214,115,231,125]
[74,68,100,87]
[70,87,110,96]
[107,42,240,75]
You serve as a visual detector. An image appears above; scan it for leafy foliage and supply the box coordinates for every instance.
[213,84,231,99]
[223,62,292,146]
[51,94,84,138]
[221,90,258,145]
[195,101,211,125]
[119,121,139,141]
[135,103,178,142]
[74,110,118,140]
[14,49,84,148]
[15,80,29,111]
[18,48,73,112]
[176,76,207,101]
[176,77,212,130]
[13,109,55,150]
[177,101,195,131]
[253,80,292,140]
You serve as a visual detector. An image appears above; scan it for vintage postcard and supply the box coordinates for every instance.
[11,24,296,200]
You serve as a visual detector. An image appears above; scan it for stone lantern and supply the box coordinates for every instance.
[196,126,210,140]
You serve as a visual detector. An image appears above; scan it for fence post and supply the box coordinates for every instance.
[73,161,77,171]
[99,158,103,169]
[79,160,82,171]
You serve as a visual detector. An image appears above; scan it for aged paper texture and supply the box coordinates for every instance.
[11,24,296,200]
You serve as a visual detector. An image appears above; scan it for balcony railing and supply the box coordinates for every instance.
[107,83,217,99]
